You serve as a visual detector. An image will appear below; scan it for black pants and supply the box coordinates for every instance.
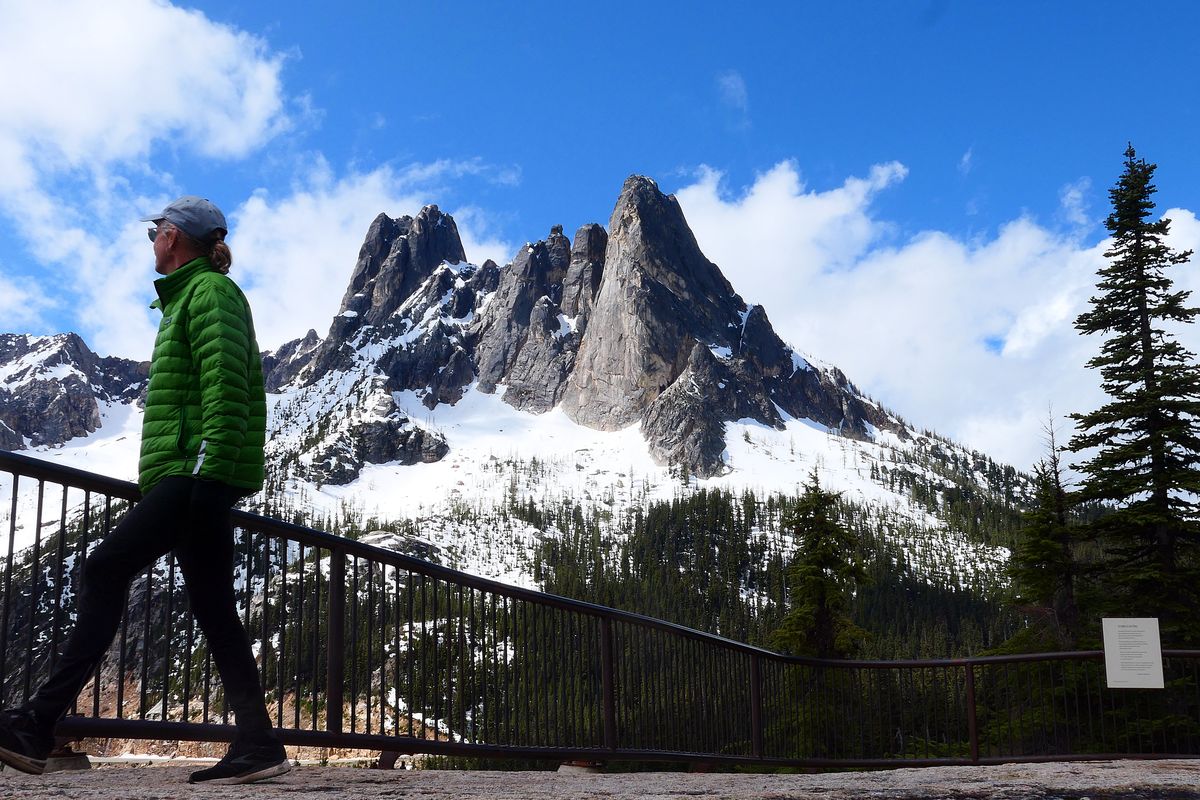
[29,476,275,743]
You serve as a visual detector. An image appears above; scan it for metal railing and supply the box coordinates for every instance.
[2,449,1198,767]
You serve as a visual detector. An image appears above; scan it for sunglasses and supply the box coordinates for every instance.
[147,225,171,242]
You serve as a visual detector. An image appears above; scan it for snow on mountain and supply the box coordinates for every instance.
[1,176,1025,600]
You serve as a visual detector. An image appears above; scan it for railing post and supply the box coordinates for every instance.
[750,653,764,759]
[327,550,346,735]
[964,661,979,763]
[600,617,617,750]
[0,473,18,703]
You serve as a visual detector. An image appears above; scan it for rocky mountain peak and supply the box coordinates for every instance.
[3,175,905,483]
[298,205,469,385]
[0,332,147,449]
[560,175,746,431]
[329,205,466,339]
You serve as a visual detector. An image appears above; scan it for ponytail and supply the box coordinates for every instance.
[176,227,234,274]
[211,240,233,274]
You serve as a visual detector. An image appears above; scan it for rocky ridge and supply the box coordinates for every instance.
[261,175,901,484]
[0,333,147,450]
[0,176,903,486]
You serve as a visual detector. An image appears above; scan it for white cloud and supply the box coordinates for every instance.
[1059,178,1092,228]
[671,160,1200,472]
[452,205,518,268]
[958,147,974,176]
[0,0,288,175]
[716,70,750,128]
[0,0,518,357]
[0,0,293,354]
[675,160,907,294]
[398,158,522,189]
[0,268,56,332]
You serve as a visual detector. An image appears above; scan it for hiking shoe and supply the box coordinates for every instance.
[0,708,52,775]
[188,741,291,784]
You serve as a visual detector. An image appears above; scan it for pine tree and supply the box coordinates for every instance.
[771,471,869,658]
[1009,421,1082,646]
[1068,144,1200,641]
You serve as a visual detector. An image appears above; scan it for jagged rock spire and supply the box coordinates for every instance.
[561,175,745,430]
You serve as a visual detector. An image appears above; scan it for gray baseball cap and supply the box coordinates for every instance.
[142,195,228,241]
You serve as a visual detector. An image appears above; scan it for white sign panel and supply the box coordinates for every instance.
[1102,618,1164,689]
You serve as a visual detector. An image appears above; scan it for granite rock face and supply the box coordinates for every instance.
[303,204,468,383]
[0,333,147,449]
[561,176,745,431]
[470,227,581,413]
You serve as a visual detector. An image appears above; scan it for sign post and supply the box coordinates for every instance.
[1102,618,1164,689]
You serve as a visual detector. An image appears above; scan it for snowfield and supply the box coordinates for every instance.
[4,379,1014,594]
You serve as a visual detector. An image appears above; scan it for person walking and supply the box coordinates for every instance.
[0,196,290,785]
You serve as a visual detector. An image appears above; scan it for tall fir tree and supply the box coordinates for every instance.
[1068,144,1200,641]
[771,471,869,658]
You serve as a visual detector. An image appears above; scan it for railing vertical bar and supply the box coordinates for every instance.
[376,563,386,738]
[454,581,463,744]
[239,526,253,715]
[349,555,359,734]
[326,548,345,735]
[406,570,414,740]
[998,662,1008,758]
[487,591,497,746]
[853,666,864,758]
[0,471,19,704]
[555,606,564,748]
[258,529,270,724]
[275,536,285,727]
[293,543,304,730]
[540,606,549,753]
[600,616,616,751]
[1083,657,1097,754]
[49,487,70,677]
[1041,658,1053,753]
[202,595,212,726]
[876,666,887,759]
[162,556,175,721]
[395,566,404,738]
[116,579,130,719]
[387,565,395,739]
[444,579,453,745]
[503,594,513,747]
[138,561,153,718]
[466,585,475,744]
[22,480,45,702]
[425,574,434,742]
[539,602,549,748]
[567,609,578,748]
[432,576,440,742]
[182,555,194,725]
[311,547,322,732]
[485,591,493,746]
[965,661,979,762]
[93,495,115,719]
[1059,660,1072,756]
[563,609,572,748]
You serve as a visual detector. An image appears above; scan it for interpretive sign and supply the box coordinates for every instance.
[1102,618,1164,689]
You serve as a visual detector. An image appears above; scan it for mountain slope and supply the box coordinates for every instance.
[0,175,1027,598]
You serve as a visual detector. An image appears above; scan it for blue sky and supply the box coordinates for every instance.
[2,0,1198,471]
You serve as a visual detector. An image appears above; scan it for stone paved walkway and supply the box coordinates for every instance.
[1,759,1199,799]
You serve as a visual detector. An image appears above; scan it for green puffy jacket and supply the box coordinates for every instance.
[138,257,267,495]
